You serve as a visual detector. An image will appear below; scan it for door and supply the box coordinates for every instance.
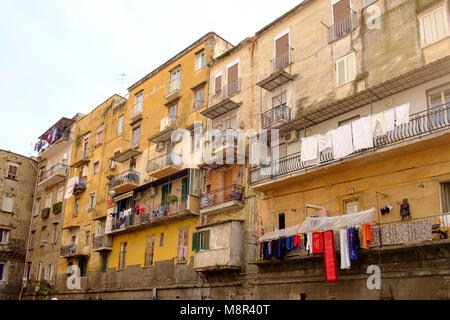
[275,33,289,70]
[223,169,233,202]
[170,69,180,91]
[161,183,172,207]
[333,0,351,24]
[181,177,189,203]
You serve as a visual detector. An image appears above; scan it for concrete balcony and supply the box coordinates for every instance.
[146,151,182,179]
[73,176,87,195]
[328,13,358,43]
[129,102,144,122]
[201,79,241,119]
[193,220,243,272]
[39,129,72,160]
[37,164,67,192]
[200,184,245,215]
[261,103,292,129]
[165,77,181,101]
[92,235,113,252]
[110,170,140,195]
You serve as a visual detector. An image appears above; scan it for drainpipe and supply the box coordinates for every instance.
[19,157,39,300]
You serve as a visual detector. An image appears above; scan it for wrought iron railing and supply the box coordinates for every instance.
[60,245,77,257]
[92,235,112,250]
[129,102,143,119]
[110,170,140,188]
[271,51,290,73]
[329,13,357,42]
[251,103,450,185]
[223,78,241,99]
[261,103,292,129]
[111,199,188,232]
[39,164,67,183]
[147,151,182,173]
[166,77,181,96]
[200,184,245,209]
[131,135,140,149]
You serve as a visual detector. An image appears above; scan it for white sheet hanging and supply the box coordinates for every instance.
[340,229,351,269]
[383,109,395,132]
[258,224,301,241]
[331,124,354,159]
[395,103,410,125]
[372,112,386,137]
[301,136,319,162]
[352,116,373,151]
[297,207,376,234]
[318,132,332,153]
[64,177,78,199]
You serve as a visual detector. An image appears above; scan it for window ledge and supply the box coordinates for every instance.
[0,210,14,215]
[421,35,450,50]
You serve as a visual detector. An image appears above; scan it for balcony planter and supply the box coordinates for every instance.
[52,202,63,214]
[167,194,178,204]
[41,208,50,219]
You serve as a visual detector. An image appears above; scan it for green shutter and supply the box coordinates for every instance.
[192,232,199,252]
[203,230,210,250]
[181,177,189,203]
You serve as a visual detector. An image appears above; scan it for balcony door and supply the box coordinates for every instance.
[223,169,233,202]
[275,33,289,70]
[333,0,351,24]
[170,69,180,92]
[161,183,172,207]
[227,63,239,97]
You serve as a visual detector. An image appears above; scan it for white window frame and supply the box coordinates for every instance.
[52,224,59,244]
[57,186,64,203]
[93,161,99,176]
[88,193,96,210]
[2,195,14,213]
[45,192,52,209]
[0,229,9,244]
[117,115,124,134]
[96,125,104,145]
[135,91,143,113]
[419,5,449,48]
[336,52,356,87]
[213,72,223,94]
[273,27,291,60]
[34,199,41,217]
[195,50,205,71]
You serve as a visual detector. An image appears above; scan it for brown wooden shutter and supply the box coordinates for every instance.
[333,0,351,24]
[215,75,222,93]
[275,33,289,58]
[227,64,238,85]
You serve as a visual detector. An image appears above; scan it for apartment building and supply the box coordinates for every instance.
[22,114,83,298]
[0,150,37,299]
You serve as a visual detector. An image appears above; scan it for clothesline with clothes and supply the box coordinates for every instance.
[35,126,70,154]
[300,103,410,163]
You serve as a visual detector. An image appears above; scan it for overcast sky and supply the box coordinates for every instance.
[0,0,301,157]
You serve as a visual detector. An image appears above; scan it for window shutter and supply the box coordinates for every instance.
[192,232,199,252]
[337,59,345,86]
[215,76,222,93]
[227,64,238,85]
[434,8,446,41]
[346,53,355,82]
[203,230,210,250]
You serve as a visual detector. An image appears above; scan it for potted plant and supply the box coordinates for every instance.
[167,194,178,204]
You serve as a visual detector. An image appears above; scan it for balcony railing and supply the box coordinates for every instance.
[251,103,450,185]
[147,151,182,173]
[73,176,87,195]
[38,130,72,155]
[129,102,143,120]
[131,135,140,149]
[111,199,189,232]
[165,77,181,98]
[60,245,77,257]
[110,170,140,189]
[329,13,357,42]
[200,184,245,209]
[223,78,241,99]
[271,51,290,73]
[261,103,292,129]
[92,235,113,250]
[39,164,67,183]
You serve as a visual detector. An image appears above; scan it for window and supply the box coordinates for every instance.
[82,136,89,159]
[272,92,287,108]
[78,258,87,277]
[441,182,450,213]
[52,224,58,244]
[274,33,290,71]
[135,91,143,113]
[101,254,108,273]
[145,235,155,266]
[41,226,47,246]
[0,263,5,281]
[57,186,64,203]
[34,198,40,217]
[85,231,90,245]
[226,63,239,97]
[117,115,124,134]
[7,164,18,180]
[71,235,76,245]
[30,231,36,248]
[37,263,42,281]
[177,228,189,263]
[336,52,355,86]
[119,242,127,270]
[96,125,104,145]
[419,6,449,47]
[427,84,450,127]
[192,230,210,252]
[45,193,52,209]
[0,229,9,244]
[88,193,96,210]
[2,195,13,213]
[93,161,99,176]
[159,233,164,247]
[273,212,285,231]
[43,265,50,281]
[194,87,205,110]
[195,51,205,71]
[170,68,181,92]
[214,74,222,94]
[74,199,80,217]
[344,198,360,215]
[168,103,178,122]
[67,262,73,278]
[338,115,360,127]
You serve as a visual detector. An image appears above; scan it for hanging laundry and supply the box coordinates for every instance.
[395,103,410,126]
[140,207,145,215]
[318,132,332,153]
[352,116,373,151]
[312,232,323,253]
[293,234,301,249]
[331,124,354,159]
[306,233,313,254]
[371,112,386,137]
[301,136,319,163]
[51,127,57,143]
[340,229,351,269]
[348,228,358,260]
[383,109,395,132]
[361,224,372,249]
[323,230,338,282]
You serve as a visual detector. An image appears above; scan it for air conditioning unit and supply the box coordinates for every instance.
[149,187,157,197]
[284,130,298,144]
[156,142,165,152]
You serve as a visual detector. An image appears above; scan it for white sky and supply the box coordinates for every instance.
[0,0,301,157]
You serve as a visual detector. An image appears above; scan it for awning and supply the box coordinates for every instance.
[110,149,142,163]
[258,224,301,241]
[113,191,134,202]
[297,208,376,234]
